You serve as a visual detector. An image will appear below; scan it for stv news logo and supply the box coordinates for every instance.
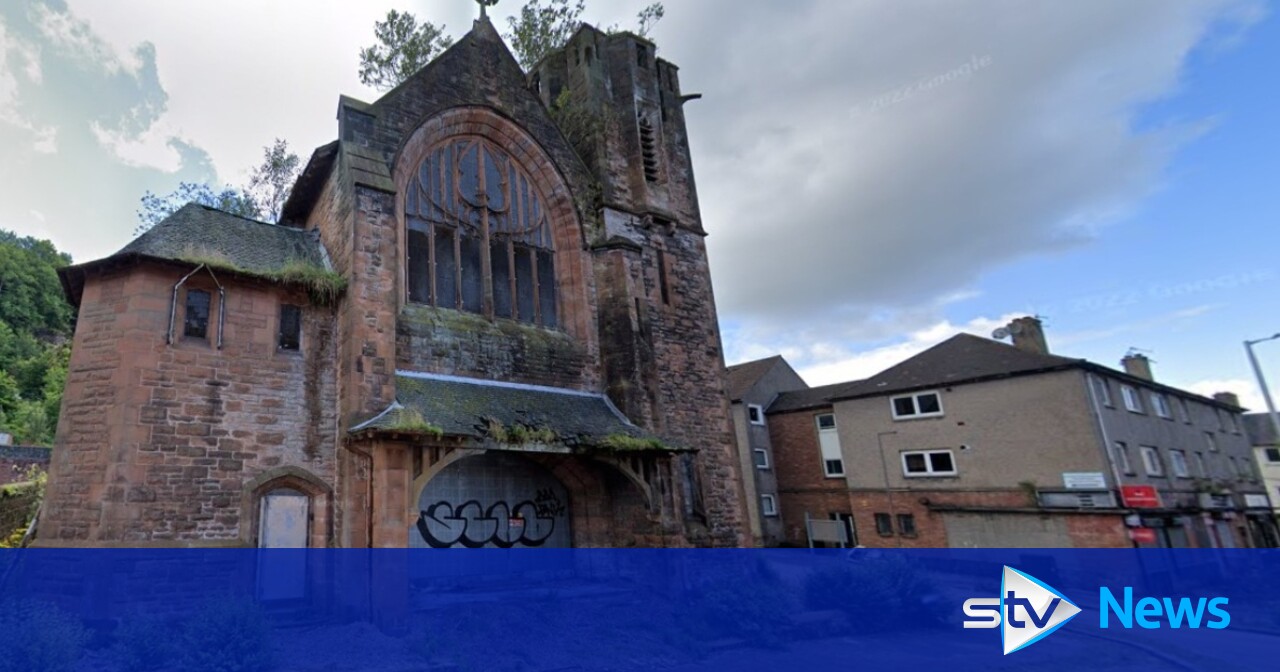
[962,566,1081,655]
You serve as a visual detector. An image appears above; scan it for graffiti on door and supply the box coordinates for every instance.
[416,488,565,548]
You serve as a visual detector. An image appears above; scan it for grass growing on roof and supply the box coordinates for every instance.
[485,417,557,445]
[385,407,444,438]
[275,259,347,307]
[598,434,670,452]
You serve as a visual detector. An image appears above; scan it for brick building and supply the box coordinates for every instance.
[40,17,746,548]
[734,317,1276,548]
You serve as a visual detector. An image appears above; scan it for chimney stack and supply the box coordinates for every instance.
[1009,316,1049,355]
[1213,392,1241,408]
[1121,353,1154,381]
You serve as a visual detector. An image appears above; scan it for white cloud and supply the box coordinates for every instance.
[90,118,184,172]
[0,14,54,151]
[30,1,143,75]
[1183,379,1265,411]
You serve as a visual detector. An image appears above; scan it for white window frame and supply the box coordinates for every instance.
[1091,375,1113,407]
[1121,385,1143,413]
[815,414,844,478]
[1140,446,1164,477]
[1175,398,1190,423]
[1265,447,1280,463]
[760,494,777,517]
[901,449,957,477]
[1194,451,1207,477]
[1224,411,1239,434]
[1205,432,1218,453]
[747,404,765,426]
[1151,393,1171,419]
[1169,449,1190,478]
[890,391,944,420]
[753,447,770,469]
[1113,441,1135,475]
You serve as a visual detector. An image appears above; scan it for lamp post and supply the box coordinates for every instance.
[1244,334,1280,441]
[877,430,900,547]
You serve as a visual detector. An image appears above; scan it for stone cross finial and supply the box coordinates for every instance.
[478,0,499,19]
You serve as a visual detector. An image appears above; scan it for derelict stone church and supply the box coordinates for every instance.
[40,17,747,548]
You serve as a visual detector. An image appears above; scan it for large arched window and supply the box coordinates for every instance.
[405,136,558,328]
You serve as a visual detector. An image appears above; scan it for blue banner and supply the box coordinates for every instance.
[1,549,1276,671]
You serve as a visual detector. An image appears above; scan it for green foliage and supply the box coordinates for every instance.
[598,433,668,452]
[273,260,347,308]
[115,613,180,671]
[485,417,556,445]
[0,599,88,672]
[0,230,72,445]
[247,139,302,223]
[386,407,444,438]
[634,2,665,37]
[358,9,455,91]
[137,182,261,236]
[178,596,274,672]
[505,0,585,70]
[677,563,792,648]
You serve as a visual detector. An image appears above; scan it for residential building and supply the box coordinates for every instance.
[726,356,807,547]
[39,17,747,548]
[753,316,1276,548]
[1243,412,1280,517]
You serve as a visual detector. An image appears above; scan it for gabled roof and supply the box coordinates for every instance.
[59,203,329,306]
[725,356,783,402]
[768,379,875,414]
[1244,413,1279,447]
[352,372,684,453]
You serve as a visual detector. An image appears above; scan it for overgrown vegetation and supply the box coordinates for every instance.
[485,417,557,445]
[598,433,669,452]
[174,249,348,309]
[177,596,275,672]
[0,465,46,548]
[803,555,939,633]
[0,231,71,445]
[386,407,444,439]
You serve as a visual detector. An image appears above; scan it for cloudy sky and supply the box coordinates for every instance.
[2,0,1278,409]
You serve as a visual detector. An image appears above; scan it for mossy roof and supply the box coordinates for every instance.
[352,372,685,452]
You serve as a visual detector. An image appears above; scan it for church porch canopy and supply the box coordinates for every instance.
[349,371,686,455]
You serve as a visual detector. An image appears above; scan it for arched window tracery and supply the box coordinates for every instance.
[405,136,558,328]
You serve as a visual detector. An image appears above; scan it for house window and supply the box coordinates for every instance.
[1114,441,1135,475]
[1121,385,1143,413]
[901,450,956,477]
[1091,375,1113,406]
[1194,451,1207,477]
[1224,411,1239,433]
[831,513,857,546]
[816,414,843,477]
[1205,432,1218,452]
[896,513,917,537]
[405,136,558,328]
[1176,398,1190,423]
[1265,447,1280,463]
[753,448,769,469]
[183,289,211,339]
[874,513,893,537]
[1169,450,1190,478]
[278,304,301,351]
[1151,394,1171,419]
[1140,446,1164,477]
[747,404,765,425]
[760,494,777,517]
[890,391,943,419]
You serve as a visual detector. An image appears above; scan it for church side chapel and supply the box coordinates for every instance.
[40,8,747,549]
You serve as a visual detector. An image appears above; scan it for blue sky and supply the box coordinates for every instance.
[0,0,1277,409]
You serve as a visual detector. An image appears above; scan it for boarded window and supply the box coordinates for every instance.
[407,226,431,303]
[184,289,210,339]
[434,227,457,309]
[491,239,513,318]
[278,305,301,351]
[514,245,535,323]
[537,249,557,327]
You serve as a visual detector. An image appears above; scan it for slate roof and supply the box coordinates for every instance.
[116,203,326,275]
[1244,413,1279,446]
[60,203,330,305]
[768,379,876,414]
[352,372,684,452]
[725,356,783,402]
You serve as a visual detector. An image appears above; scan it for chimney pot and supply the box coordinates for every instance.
[1213,392,1241,408]
[1009,316,1049,355]
[1121,354,1154,381]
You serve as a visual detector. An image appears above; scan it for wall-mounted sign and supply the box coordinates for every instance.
[1062,472,1107,490]
[1244,493,1271,509]
[1129,527,1157,544]
[1120,485,1161,509]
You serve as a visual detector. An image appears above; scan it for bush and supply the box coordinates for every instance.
[178,596,274,672]
[115,612,180,671]
[679,561,793,648]
[0,599,87,672]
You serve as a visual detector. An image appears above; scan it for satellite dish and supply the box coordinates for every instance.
[992,327,1011,340]
[1008,321,1024,335]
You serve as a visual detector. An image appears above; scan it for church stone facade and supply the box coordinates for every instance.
[41,18,747,548]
